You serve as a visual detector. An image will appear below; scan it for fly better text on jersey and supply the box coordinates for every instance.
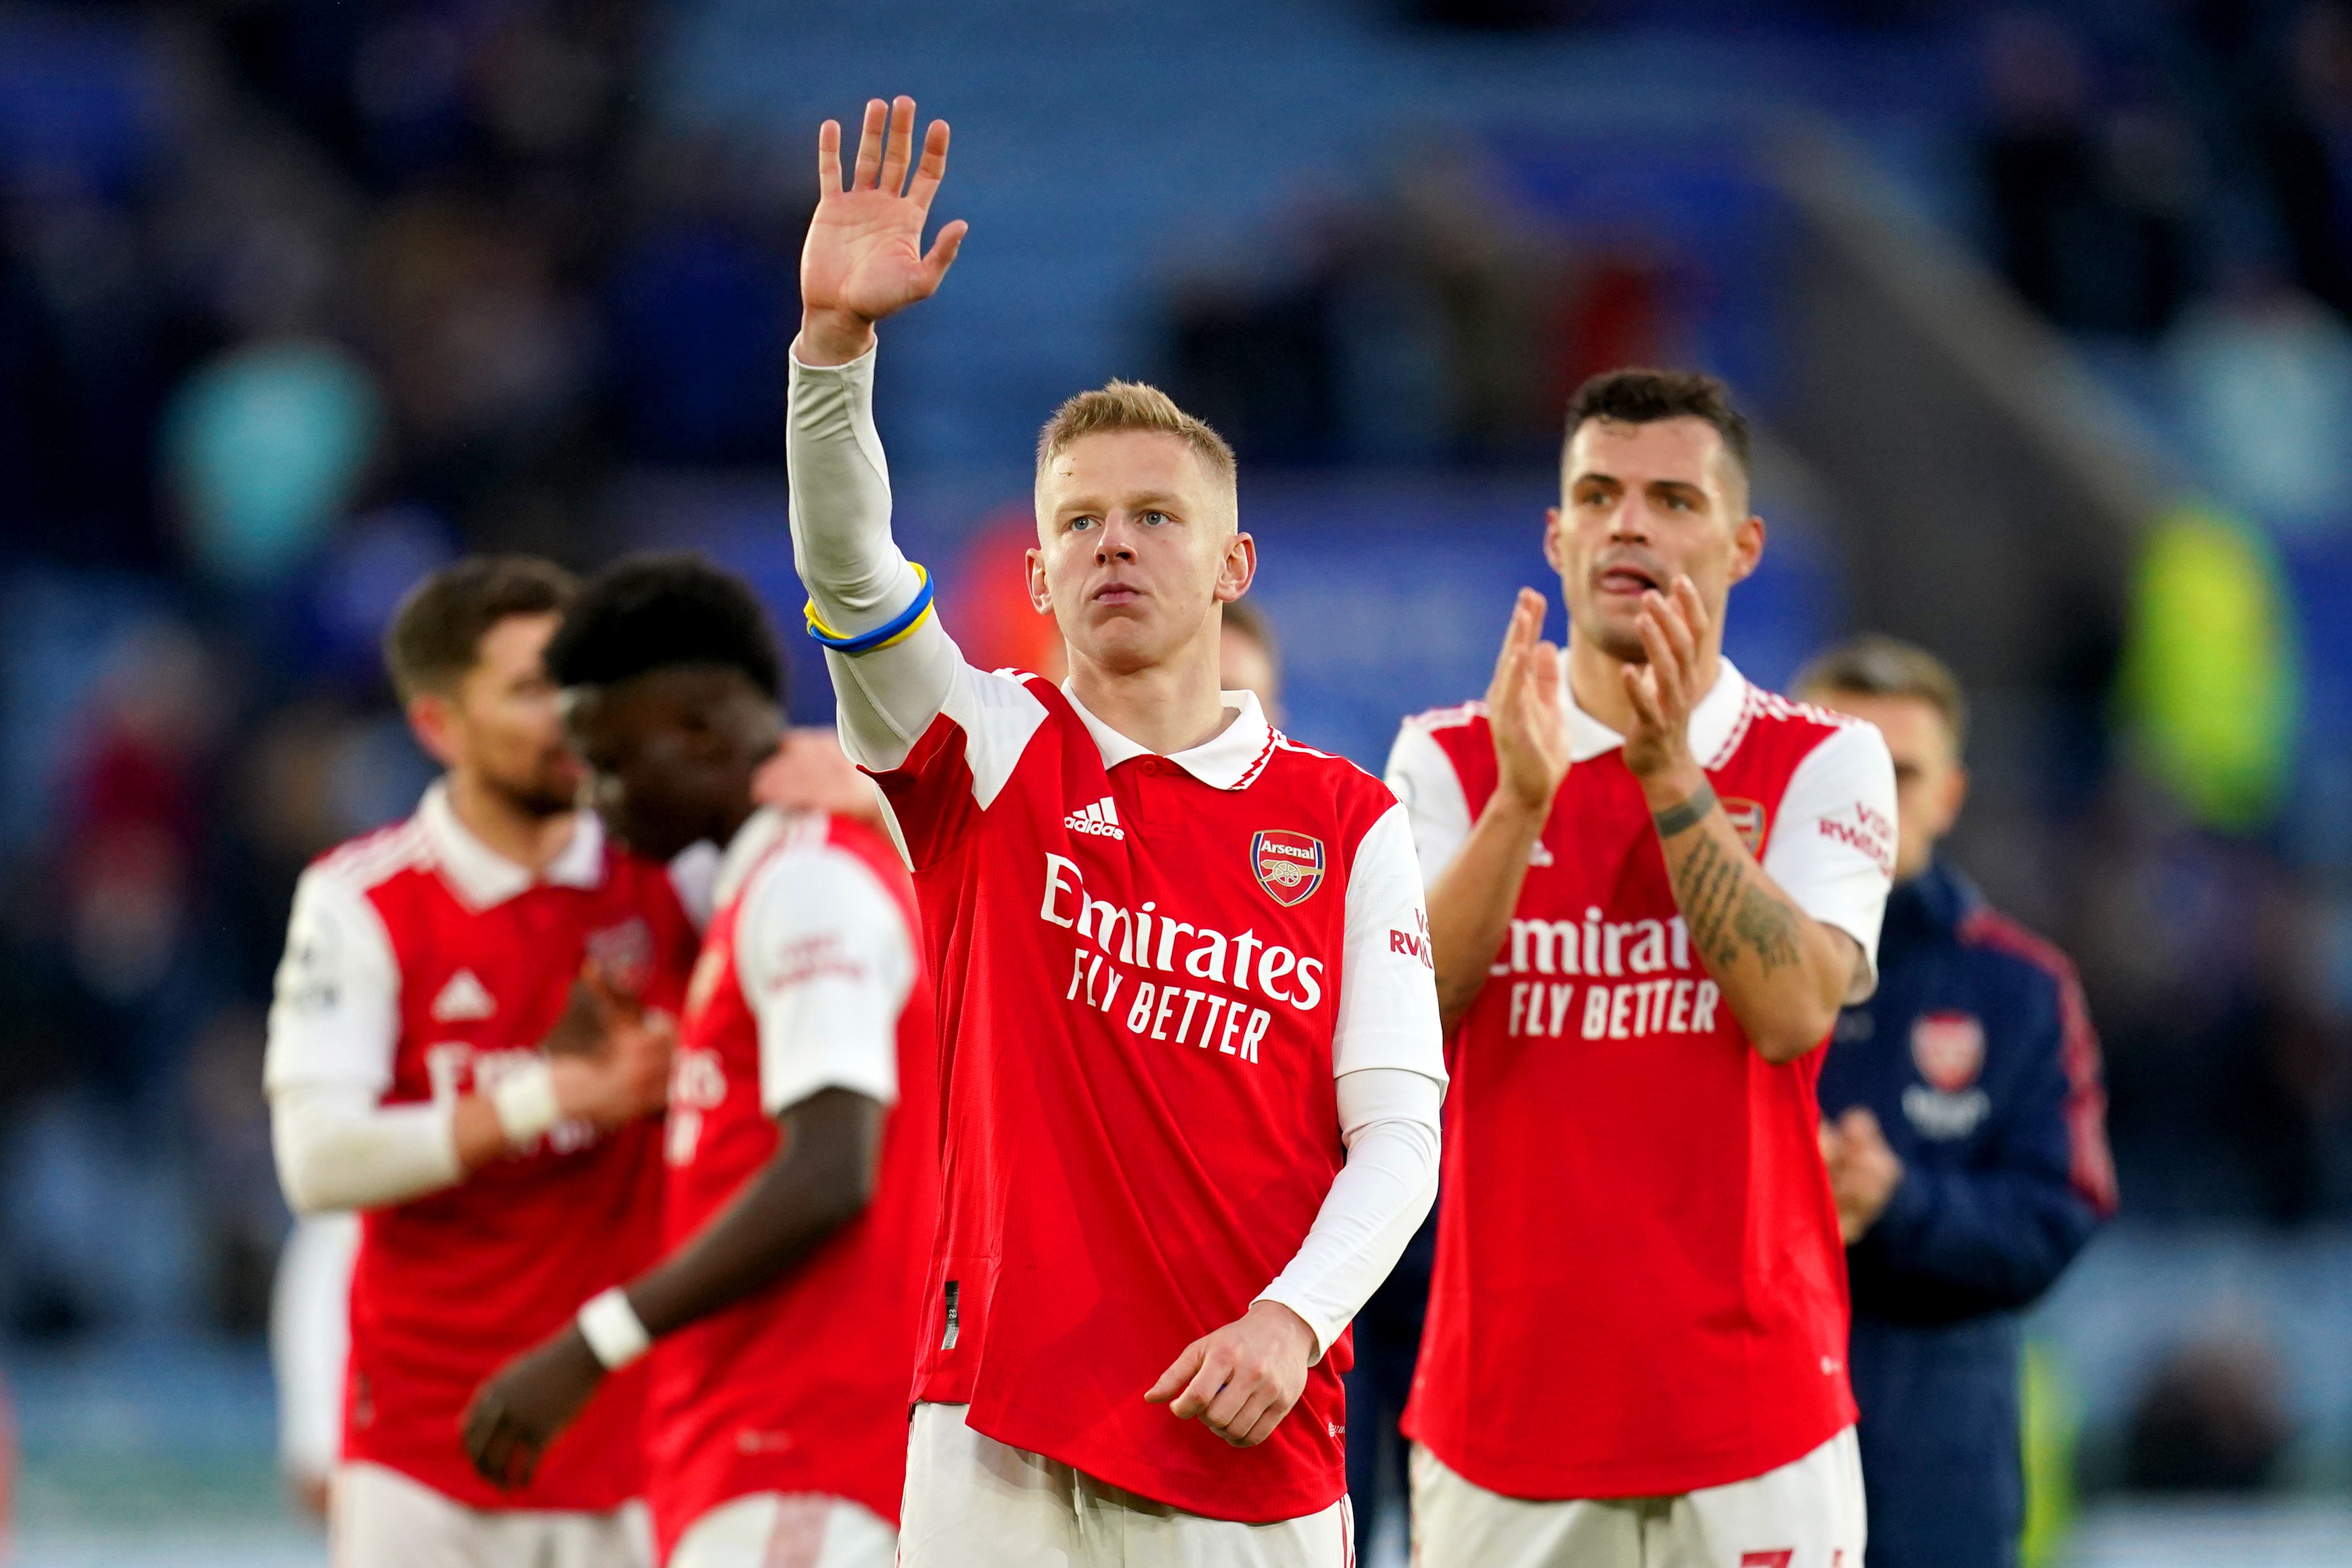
[1488,907,1723,1041]
[1041,852,1328,1067]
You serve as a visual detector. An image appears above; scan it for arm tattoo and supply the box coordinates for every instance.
[1670,829,1803,977]
[1650,781,1717,839]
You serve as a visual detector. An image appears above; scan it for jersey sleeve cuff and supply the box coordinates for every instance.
[1250,1288,1340,1365]
[789,340,878,377]
[760,1064,896,1119]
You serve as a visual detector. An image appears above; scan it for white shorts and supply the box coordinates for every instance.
[1409,1427,1865,1568]
[669,1491,897,1568]
[899,1401,1356,1567]
[330,1461,652,1568]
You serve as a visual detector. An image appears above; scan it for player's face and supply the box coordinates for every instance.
[439,613,581,818]
[1547,417,1762,665]
[1807,691,1966,882]
[1029,432,1254,675]
[563,674,729,864]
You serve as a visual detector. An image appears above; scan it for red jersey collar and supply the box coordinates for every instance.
[417,781,604,910]
[1061,684,1277,791]
[1560,654,1749,767]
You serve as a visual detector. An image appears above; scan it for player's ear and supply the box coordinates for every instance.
[406,691,462,769]
[1941,760,1970,830]
[1541,507,1565,574]
[1727,514,1765,586]
[1215,532,1257,604]
[1025,546,1052,615]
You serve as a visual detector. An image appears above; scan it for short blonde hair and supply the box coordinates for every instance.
[1035,381,1237,492]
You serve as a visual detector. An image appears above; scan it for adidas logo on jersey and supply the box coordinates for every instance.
[431,969,497,1022]
[1064,797,1125,840]
[1529,839,1555,868]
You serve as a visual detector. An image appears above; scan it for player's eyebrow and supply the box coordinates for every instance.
[1645,478,1710,508]
[1056,489,1188,518]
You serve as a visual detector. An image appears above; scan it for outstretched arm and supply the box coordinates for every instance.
[787,97,970,771]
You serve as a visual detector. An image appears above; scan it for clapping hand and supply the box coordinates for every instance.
[1620,576,1710,787]
[1484,588,1571,815]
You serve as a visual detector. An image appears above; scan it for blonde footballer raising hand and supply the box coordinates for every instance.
[788,95,1446,1568]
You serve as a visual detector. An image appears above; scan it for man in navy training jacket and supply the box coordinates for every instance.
[1798,635,2119,1568]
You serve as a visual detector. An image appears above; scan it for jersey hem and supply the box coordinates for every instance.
[339,1444,644,1516]
[961,1402,1345,1526]
[1404,1398,1853,1502]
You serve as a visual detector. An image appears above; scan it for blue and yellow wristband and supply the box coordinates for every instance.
[804,564,936,654]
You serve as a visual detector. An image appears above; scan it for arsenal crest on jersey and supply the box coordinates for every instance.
[1720,797,1769,856]
[1912,1010,1986,1092]
[1252,829,1325,907]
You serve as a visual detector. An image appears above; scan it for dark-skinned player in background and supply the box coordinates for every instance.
[1389,371,1898,1568]
[461,556,938,1568]
[1796,636,2115,1568]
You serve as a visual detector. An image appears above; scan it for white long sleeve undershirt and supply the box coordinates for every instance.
[785,343,957,771]
[1253,1065,1442,1361]
[271,1085,461,1216]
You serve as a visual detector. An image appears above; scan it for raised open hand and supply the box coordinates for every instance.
[799,96,968,364]
[1485,588,1571,814]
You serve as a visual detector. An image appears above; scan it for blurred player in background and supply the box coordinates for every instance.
[1220,597,1283,725]
[461,556,939,1568]
[754,726,892,833]
[789,97,1446,1566]
[269,1210,359,1519]
[1796,636,2116,1568]
[1391,371,1896,1567]
[264,556,695,1567]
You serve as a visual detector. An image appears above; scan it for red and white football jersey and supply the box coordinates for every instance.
[869,672,1444,1524]
[645,808,937,1559]
[264,784,697,1511]
[1391,660,1896,1500]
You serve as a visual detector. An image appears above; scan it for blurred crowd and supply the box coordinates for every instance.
[0,0,806,1341]
[0,3,2349,1512]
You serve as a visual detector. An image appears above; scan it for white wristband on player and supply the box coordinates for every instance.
[576,1287,652,1370]
[489,1060,561,1147]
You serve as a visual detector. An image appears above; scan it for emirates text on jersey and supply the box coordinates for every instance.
[1041,853,1328,1065]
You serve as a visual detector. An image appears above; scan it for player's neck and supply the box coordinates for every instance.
[443,769,577,875]
[1565,630,1721,739]
[1065,639,1233,757]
